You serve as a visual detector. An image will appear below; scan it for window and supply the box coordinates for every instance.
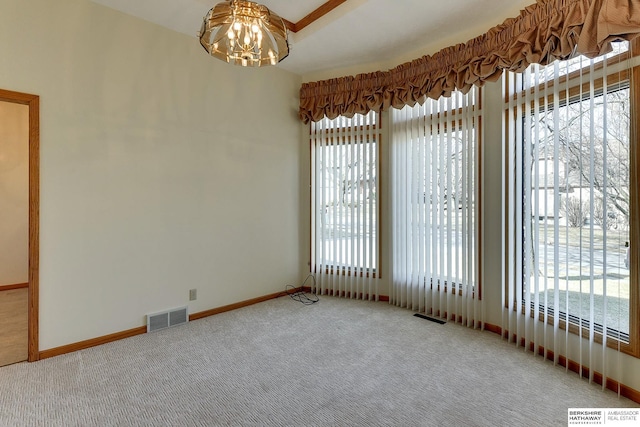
[506,41,638,354]
[310,111,380,298]
[390,88,481,323]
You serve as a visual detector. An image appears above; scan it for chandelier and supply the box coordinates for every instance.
[199,0,289,67]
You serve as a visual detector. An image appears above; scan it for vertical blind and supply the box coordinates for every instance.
[390,88,481,326]
[310,111,379,300]
[504,42,635,389]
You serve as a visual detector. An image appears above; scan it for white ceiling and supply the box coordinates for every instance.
[90,0,535,77]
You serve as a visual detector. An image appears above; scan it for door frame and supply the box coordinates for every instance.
[0,89,39,362]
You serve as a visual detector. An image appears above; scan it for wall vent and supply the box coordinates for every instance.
[146,306,189,333]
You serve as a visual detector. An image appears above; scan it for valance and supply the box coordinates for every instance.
[298,0,640,123]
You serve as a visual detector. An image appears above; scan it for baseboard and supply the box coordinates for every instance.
[38,289,295,360]
[483,322,502,335]
[0,283,29,292]
[39,326,147,360]
[189,289,296,321]
[483,322,640,404]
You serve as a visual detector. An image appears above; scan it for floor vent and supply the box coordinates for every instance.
[147,306,189,333]
[413,313,446,324]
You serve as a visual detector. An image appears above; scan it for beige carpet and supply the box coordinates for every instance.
[0,295,637,426]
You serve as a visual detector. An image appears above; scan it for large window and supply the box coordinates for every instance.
[506,41,638,354]
[390,88,481,324]
[310,111,379,298]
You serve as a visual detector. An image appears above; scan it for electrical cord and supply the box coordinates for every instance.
[282,274,319,305]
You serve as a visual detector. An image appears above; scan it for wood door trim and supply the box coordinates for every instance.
[0,283,29,291]
[0,88,40,362]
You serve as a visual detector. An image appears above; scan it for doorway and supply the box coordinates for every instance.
[0,89,39,364]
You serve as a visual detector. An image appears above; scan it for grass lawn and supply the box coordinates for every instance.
[526,225,630,335]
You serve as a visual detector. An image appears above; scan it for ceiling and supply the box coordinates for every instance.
[90,0,535,77]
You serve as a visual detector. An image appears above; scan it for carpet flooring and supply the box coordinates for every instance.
[1,295,638,426]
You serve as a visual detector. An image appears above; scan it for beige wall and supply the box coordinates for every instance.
[0,101,29,285]
[0,0,303,350]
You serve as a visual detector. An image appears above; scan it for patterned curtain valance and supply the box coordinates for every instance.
[298,0,640,123]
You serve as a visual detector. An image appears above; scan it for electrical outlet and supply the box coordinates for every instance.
[189,289,197,301]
